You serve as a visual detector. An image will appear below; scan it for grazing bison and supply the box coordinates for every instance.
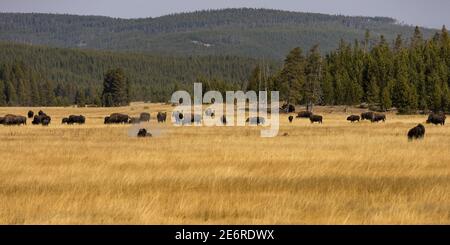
[288,116,294,123]
[281,104,296,113]
[104,113,129,124]
[361,112,374,121]
[426,114,446,125]
[62,115,85,125]
[157,112,167,123]
[310,115,323,124]
[408,124,425,140]
[41,117,51,126]
[139,113,151,122]
[347,115,360,123]
[3,115,27,125]
[371,113,386,123]
[28,111,34,118]
[297,111,313,118]
[137,128,152,138]
[246,117,265,125]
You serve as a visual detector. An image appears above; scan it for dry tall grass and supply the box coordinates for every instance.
[0,103,449,224]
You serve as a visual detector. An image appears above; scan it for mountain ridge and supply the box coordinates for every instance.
[0,8,437,59]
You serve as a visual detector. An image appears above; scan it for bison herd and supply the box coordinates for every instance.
[0,108,447,140]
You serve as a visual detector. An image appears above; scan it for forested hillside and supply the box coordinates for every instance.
[0,42,276,106]
[0,8,436,59]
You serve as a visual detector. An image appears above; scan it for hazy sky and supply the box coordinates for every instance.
[1,0,449,29]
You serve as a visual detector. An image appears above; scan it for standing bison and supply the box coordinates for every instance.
[408,124,425,140]
[139,113,151,122]
[347,115,360,123]
[371,113,386,123]
[310,115,323,124]
[361,112,375,121]
[157,112,167,123]
[28,111,34,119]
[137,128,152,137]
[426,114,446,125]
[288,116,294,123]
[62,115,86,125]
[104,113,129,124]
[2,115,27,126]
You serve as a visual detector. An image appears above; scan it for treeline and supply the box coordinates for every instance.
[251,27,450,113]
[0,42,271,106]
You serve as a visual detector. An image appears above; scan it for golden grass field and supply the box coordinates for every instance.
[0,103,449,224]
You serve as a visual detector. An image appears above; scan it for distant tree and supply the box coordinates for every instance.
[276,47,305,106]
[101,68,130,107]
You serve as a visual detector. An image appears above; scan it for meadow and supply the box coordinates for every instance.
[0,103,449,224]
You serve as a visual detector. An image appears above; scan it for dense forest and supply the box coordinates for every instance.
[0,8,435,59]
[0,42,275,106]
[255,27,450,113]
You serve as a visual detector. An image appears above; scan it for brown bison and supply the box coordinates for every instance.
[408,124,425,140]
[281,104,296,113]
[361,112,374,121]
[139,112,151,122]
[371,113,386,123]
[62,115,85,125]
[288,116,294,123]
[157,112,167,123]
[310,115,323,124]
[347,115,360,123]
[297,111,313,118]
[28,111,34,118]
[426,114,446,125]
[104,113,129,124]
[2,115,27,125]
[137,128,152,137]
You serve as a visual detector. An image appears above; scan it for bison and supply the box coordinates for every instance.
[361,112,375,121]
[139,112,151,122]
[3,115,27,126]
[0,117,4,124]
[288,116,294,123]
[281,104,296,113]
[371,113,386,123]
[297,111,313,118]
[408,124,425,140]
[347,115,360,123]
[28,111,34,118]
[137,128,152,138]
[157,112,167,123]
[426,114,446,126]
[33,114,51,126]
[104,113,129,124]
[62,115,85,125]
[310,115,323,124]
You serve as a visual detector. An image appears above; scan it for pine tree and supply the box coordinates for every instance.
[102,68,129,107]
[5,81,17,105]
[276,47,305,106]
